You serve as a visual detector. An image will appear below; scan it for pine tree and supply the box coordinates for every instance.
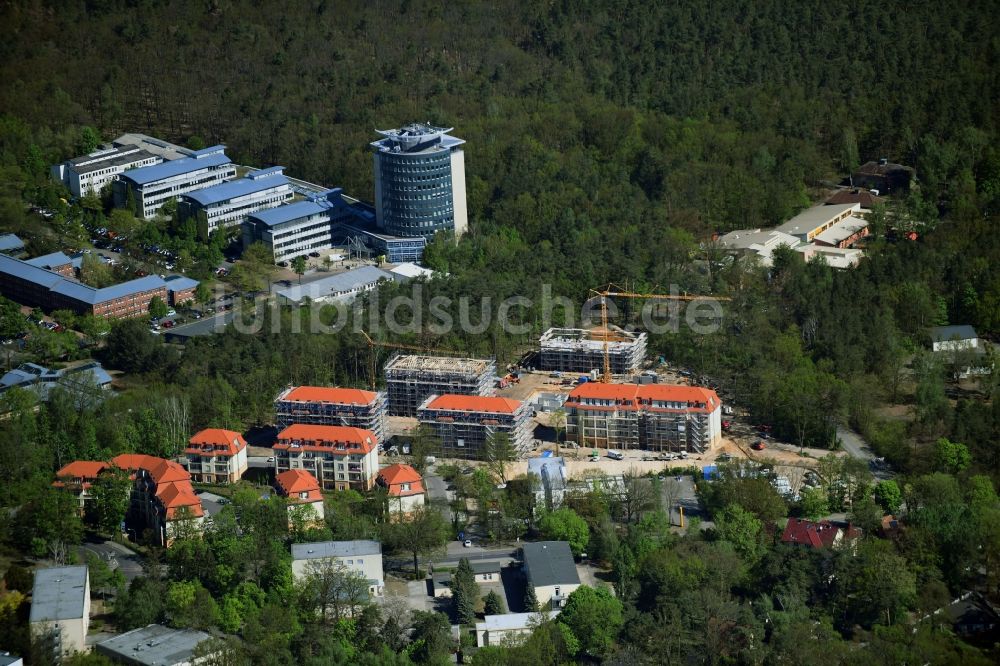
[524,584,539,612]
[483,590,506,615]
[453,558,478,625]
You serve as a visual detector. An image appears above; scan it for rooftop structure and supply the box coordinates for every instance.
[96,624,212,666]
[565,382,723,452]
[112,133,193,161]
[178,166,293,237]
[113,146,236,219]
[372,123,468,239]
[539,327,648,376]
[775,203,865,245]
[781,519,861,549]
[51,144,162,198]
[291,539,381,561]
[338,223,428,264]
[417,393,533,460]
[274,265,397,306]
[793,244,864,269]
[388,262,435,279]
[384,354,496,417]
[274,385,386,441]
[718,229,803,266]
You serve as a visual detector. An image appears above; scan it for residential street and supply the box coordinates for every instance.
[76,538,143,582]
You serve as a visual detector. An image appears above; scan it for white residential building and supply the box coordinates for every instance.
[291,540,384,596]
[476,611,559,647]
[182,428,249,484]
[29,566,90,659]
[521,541,581,610]
[51,145,162,198]
[113,146,236,219]
[178,166,293,237]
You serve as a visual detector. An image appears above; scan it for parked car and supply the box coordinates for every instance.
[463,540,473,548]
[166,308,176,317]
[309,251,321,257]
[752,441,766,451]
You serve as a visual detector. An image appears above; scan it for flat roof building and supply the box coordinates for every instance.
[1,361,112,406]
[339,223,428,264]
[290,540,384,596]
[113,146,237,220]
[775,203,865,245]
[274,386,386,442]
[0,652,23,666]
[417,394,533,460]
[372,123,468,239]
[539,327,647,377]
[96,624,212,666]
[178,166,293,238]
[476,610,559,648]
[30,565,90,659]
[51,145,162,198]
[0,234,25,257]
[274,265,397,306]
[112,134,193,161]
[384,354,496,417]
[163,275,200,306]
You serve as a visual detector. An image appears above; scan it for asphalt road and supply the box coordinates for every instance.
[163,309,237,339]
[837,425,892,479]
[248,455,274,469]
[76,539,143,582]
[423,464,454,524]
[662,474,704,526]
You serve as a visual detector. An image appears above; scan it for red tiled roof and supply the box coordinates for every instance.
[780,519,859,549]
[568,383,640,401]
[156,481,204,518]
[378,464,425,497]
[56,461,109,480]
[423,394,523,414]
[566,382,721,414]
[111,453,160,471]
[147,458,191,485]
[187,428,246,457]
[275,469,323,502]
[281,386,378,405]
[275,424,377,454]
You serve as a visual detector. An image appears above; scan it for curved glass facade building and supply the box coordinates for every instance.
[371,123,468,239]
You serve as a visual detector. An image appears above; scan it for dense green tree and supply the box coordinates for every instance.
[537,508,589,556]
[557,585,623,658]
[452,557,478,625]
[482,590,505,615]
[713,504,763,561]
[873,480,903,514]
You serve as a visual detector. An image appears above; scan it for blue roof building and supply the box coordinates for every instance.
[1,361,112,406]
[372,123,468,239]
[178,166,293,238]
[112,146,237,220]
[0,234,25,256]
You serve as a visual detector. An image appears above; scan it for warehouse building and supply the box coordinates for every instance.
[177,166,293,238]
[384,354,496,417]
[274,386,386,442]
[274,265,397,306]
[539,327,647,376]
[564,382,722,452]
[113,145,236,219]
[417,394,533,460]
[51,144,162,198]
[96,624,213,666]
[273,424,379,492]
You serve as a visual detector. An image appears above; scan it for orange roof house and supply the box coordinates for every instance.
[281,386,379,405]
[377,464,425,497]
[275,469,325,522]
[274,424,378,453]
[186,428,247,456]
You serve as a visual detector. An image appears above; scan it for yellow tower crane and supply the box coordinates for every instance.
[589,285,732,383]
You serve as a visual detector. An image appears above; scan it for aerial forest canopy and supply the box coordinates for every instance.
[0,3,999,466]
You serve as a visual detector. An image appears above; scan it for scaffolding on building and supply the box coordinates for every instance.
[538,327,647,376]
[384,354,496,417]
[273,386,387,443]
[416,394,533,460]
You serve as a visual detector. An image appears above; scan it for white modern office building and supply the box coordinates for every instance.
[113,146,236,219]
[177,166,293,238]
[372,123,468,239]
[243,188,370,263]
[290,540,384,596]
[51,145,163,198]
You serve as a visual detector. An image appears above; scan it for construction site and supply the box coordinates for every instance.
[538,326,648,376]
[384,354,497,417]
[417,394,534,460]
[273,386,387,442]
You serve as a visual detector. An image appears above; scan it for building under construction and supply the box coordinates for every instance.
[538,327,647,376]
[417,394,533,460]
[564,382,723,453]
[384,354,496,417]
[274,386,387,442]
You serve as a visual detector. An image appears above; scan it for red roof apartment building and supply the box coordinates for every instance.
[564,382,723,453]
[275,469,326,522]
[183,428,249,484]
[416,394,533,460]
[376,463,426,516]
[273,424,379,492]
[274,385,387,442]
[54,454,204,547]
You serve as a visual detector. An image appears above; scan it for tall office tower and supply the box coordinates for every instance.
[371,123,468,239]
